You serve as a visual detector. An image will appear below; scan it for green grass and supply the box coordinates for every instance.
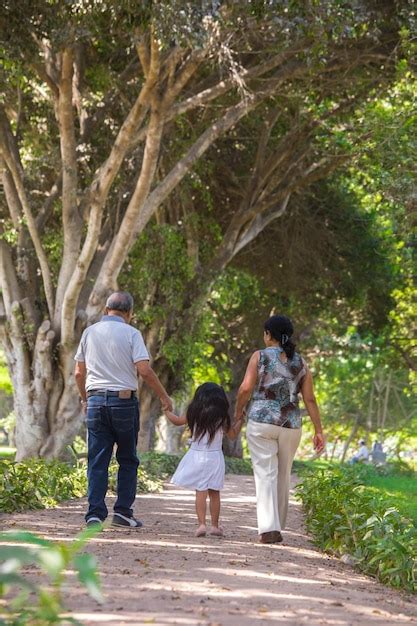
[0,350,12,394]
[294,459,417,522]
[0,446,15,459]
[357,467,417,522]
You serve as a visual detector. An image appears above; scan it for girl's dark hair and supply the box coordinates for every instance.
[186,382,231,443]
[264,314,296,359]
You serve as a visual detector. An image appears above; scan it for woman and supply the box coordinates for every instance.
[235,315,325,544]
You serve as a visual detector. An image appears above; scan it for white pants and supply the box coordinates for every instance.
[247,420,302,534]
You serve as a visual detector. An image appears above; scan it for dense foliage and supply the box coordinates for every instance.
[0,452,252,514]
[0,459,87,513]
[1,0,416,457]
[296,463,417,592]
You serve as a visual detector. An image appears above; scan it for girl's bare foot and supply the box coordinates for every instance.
[209,525,224,537]
[195,524,207,537]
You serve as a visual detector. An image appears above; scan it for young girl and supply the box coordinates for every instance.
[164,382,242,537]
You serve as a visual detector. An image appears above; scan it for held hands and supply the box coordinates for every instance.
[313,432,326,453]
[232,418,243,434]
[233,408,247,423]
[161,395,173,413]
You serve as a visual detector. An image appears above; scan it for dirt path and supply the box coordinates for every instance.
[2,475,416,626]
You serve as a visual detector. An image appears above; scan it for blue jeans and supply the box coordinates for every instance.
[86,394,140,521]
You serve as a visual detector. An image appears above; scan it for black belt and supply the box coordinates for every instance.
[87,389,137,398]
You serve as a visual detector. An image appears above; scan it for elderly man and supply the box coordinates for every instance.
[74,291,172,528]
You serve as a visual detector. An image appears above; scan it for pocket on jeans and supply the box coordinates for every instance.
[111,405,136,433]
[86,406,102,432]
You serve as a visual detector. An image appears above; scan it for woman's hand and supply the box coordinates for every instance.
[301,368,325,452]
[313,432,326,453]
[233,408,246,423]
[227,418,243,440]
[234,352,260,420]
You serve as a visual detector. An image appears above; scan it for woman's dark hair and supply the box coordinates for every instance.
[264,314,296,359]
[186,382,231,443]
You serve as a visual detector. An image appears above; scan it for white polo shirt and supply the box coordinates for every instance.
[74,315,149,391]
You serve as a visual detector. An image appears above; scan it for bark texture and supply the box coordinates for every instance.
[0,9,403,457]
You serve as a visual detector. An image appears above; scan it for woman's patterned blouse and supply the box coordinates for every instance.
[247,347,307,429]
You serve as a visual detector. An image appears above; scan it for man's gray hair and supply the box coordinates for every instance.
[106,291,134,313]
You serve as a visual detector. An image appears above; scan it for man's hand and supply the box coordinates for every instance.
[137,361,172,411]
[81,400,87,415]
[162,396,173,412]
[313,432,326,453]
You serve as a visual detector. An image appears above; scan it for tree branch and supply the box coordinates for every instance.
[54,47,82,329]
[0,240,21,314]
[87,104,165,312]
[0,107,55,318]
[86,62,306,318]
[131,48,308,146]
[35,174,63,232]
[61,30,162,343]
[233,193,292,257]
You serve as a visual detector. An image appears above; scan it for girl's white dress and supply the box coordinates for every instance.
[171,429,225,491]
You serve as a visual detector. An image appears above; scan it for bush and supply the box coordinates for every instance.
[225,456,252,474]
[0,459,87,513]
[138,451,253,477]
[1,452,252,515]
[108,459,166,494]
[140,451,183,478]
[0,527,101,625]
[0,457,168,513]
[296,465,417,593]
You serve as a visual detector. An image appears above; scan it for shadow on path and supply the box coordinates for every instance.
[2,475,417,626]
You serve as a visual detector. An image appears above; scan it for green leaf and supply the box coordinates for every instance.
[0,572,37,590]
[0,545,38,568]
[38,547,66,578]
[73,553,103,603]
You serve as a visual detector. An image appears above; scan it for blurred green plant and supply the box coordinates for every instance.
[0,356,12,395]
[224,456,252,475]
[296,464,417,592]
[0,460,87,513]
[140,451,183,479]
[0,527,102,625]
[0,413,16,449]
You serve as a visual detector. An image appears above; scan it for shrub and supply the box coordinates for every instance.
[0,460,87,513]
[108,459,165,494]
[0,452,252,515]
[138,451,253,477]
[140,451,183,479]
[0,528,101,625]
[296,465,417,592]
[224,456,252,475]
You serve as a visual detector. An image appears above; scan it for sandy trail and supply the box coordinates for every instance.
[2,474,416,626]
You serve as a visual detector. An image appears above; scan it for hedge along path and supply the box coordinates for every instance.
[2,475,417,626]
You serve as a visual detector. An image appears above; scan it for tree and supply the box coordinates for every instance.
[122,176,401,451]
[0,0,411,458]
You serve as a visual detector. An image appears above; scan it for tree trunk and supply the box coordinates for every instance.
[223,385,243,458]
[340,417,359,463]
[137,385,161,453]
[156,417,185,454]
[223,433,243,458]
[5,334,82,460]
